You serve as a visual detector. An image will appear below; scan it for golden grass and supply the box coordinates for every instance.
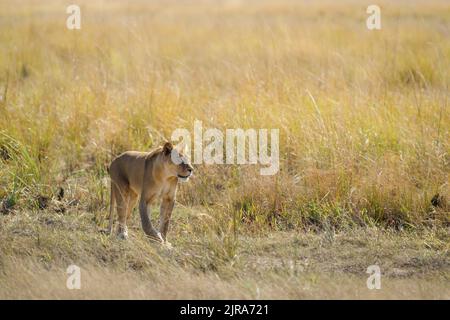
[0,0,448,228]
[2,258,448,299]
[0,0,449,299]
[0,209,448,299]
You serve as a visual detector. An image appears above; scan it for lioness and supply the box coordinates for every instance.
[108,142,193,243]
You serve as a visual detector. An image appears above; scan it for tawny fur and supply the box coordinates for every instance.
[108,142,193,244]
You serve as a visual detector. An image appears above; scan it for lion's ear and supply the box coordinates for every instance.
[163,142,173,156]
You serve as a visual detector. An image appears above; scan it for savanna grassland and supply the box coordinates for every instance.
[0,0,449,299]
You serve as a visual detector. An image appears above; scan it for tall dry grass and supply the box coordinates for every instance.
[0,0,448,233]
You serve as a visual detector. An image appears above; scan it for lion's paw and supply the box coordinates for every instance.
[164,241,173,249]
[117,228,128,240]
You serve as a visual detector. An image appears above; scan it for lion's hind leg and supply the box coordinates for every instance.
[107,181,117,235]
[126,191,138,221]
[115,183,131,240]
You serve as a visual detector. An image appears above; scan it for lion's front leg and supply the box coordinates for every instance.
[139,193,163,242]
[159,197,175,241]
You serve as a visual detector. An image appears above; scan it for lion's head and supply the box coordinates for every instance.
[161,142,193,182]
